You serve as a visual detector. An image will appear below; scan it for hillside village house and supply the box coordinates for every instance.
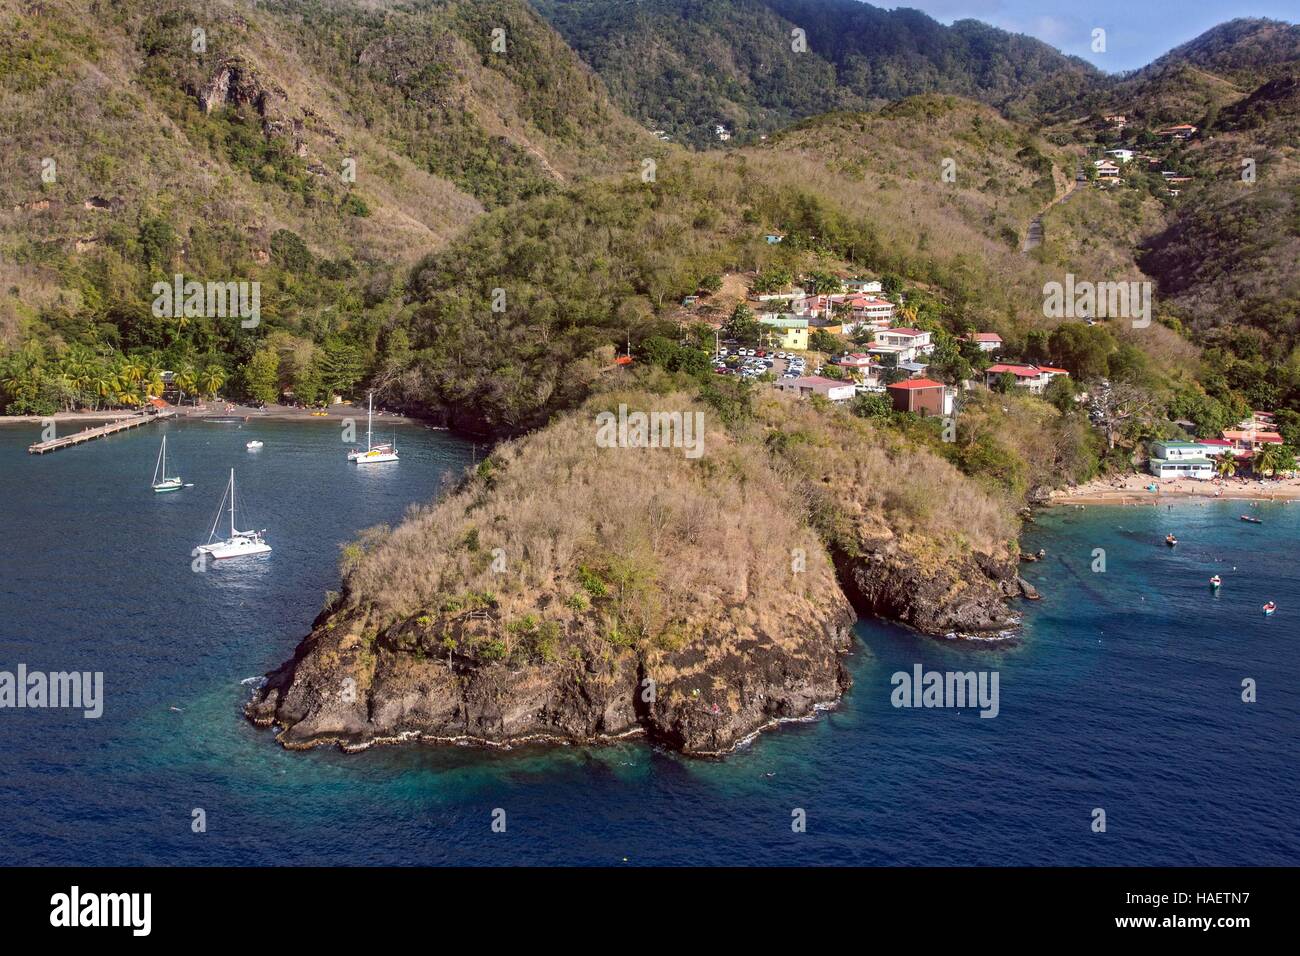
[844,278,883,294]
[870,327,932,362]
[963,332,1002,353]
[887,379,954,417]
[1104,148,1135,163]
[831,353,892,388]
[777,291,894,325]
[845,295,895,322]
[1222,424,1284,453]
[1093,160,1122,179]
[759,315,810,351]
[1157,124,1197,140]
[778,376,856,403]
[984,363,1069,395]
[833,353,874,371]
[1147,441,1215,480]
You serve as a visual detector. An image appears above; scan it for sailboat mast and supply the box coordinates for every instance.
[367,391,373,451]
[229,468,236,537]
[161,435,166,476]
[153,437,164,485]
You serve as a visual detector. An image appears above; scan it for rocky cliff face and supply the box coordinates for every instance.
[833,544,1022,639]
[246,600,855,756]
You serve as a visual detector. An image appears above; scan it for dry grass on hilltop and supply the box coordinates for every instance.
[339,389,846,665]
[747,391,1019,567]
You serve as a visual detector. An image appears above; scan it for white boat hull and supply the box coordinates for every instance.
[348,394,397,463]
[153,479,183,493]
[197,534,271,560]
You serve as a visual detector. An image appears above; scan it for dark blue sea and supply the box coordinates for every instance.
[1,420,1296,865]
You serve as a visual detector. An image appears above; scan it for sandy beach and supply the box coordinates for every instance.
[1051,474,1300,506]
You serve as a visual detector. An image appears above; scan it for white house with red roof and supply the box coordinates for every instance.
[984,363,1069,395]
[844,295,894,323]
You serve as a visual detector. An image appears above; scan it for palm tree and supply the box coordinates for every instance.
[90,369,116,411]
[121,358,145,388]
[60,345,95,406]
[198,364,226,399]
[1253,443,1283,479]
[142,360,165,399]
[49,371,78,412]
[1215,450,1238,479]
[173,362,198,405]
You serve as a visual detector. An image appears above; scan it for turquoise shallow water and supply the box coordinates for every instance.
[1,421,1296,865]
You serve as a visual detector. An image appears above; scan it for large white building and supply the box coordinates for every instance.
[1148,441,1215,480]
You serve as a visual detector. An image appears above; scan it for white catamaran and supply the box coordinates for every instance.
[151,435,184,492]
[347,392,398,465]
[196,469,271,559]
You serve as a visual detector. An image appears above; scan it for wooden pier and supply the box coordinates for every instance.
[28,410,175,455]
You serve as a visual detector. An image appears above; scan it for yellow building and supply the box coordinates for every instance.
[761,317,808,351]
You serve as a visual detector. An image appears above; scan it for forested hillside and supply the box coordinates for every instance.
[532,0,1101,147]
[0,0,648,405]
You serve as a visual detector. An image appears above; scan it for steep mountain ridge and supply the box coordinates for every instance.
[532,0,1102,146]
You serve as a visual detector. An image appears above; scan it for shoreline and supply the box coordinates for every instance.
[1048,475,1300,506]
[0,402,439,428]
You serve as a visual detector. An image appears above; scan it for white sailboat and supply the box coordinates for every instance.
[196,469,271,559]
[151,435,184,492]
[347,391,398,465]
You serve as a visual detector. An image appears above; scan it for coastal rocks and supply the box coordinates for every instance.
[833,544,1021,639]
[247,609,641,751]
[246,602,857,756]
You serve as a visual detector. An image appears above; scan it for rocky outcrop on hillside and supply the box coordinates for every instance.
[192,58,307,155]
[834,543,1022,639]
[246,598,855,756]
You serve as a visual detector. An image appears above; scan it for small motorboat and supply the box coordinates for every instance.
[1165,534,1178,547]
[1209,575,1222,589]
[246,440,264,450]
[1262,601,1277,616]
[1239,515,1262,524]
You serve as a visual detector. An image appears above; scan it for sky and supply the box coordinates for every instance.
[895,0,1299,72]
